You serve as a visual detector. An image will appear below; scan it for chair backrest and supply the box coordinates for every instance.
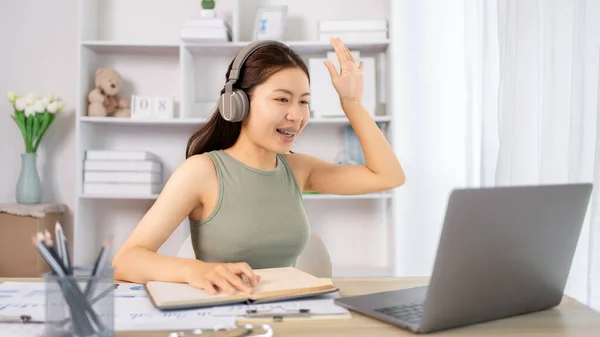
[176,232,332,278]
[177,234,195,259]
[294,232,333,278]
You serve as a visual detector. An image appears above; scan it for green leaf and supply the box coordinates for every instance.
[11,108,28,152]
[16,110,25,125]
[33,114,40,146]
[33,113,46,152]
[28,115,35,153]
[11,115,27,149]
[33,112,55,153]
[23,117,28,150]
[11,113,26,134]
[28,116,34,152]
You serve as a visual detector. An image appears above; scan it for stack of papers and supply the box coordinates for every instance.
[212,295,351,321]
[318,20,388,42]
[83,150,164,195]
[180,18,231,42]
[0,281,351,336]
[0,282,235,336]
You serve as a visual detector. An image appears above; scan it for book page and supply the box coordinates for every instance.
[146,281,247,308]
[252,267,334,295]
[146,267,335,308]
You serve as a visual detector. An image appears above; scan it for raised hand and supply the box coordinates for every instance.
[323,37,364,106]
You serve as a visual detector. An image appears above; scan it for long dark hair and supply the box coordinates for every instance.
[186,43,309,158]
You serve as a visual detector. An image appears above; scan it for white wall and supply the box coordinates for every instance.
[390,0,471,277]
[0,0,78,232]
[1,0,595,309]
[0,0,391,276]
[389,0,599,308]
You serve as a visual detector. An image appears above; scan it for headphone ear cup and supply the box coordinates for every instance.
[218,89,249,122]
[228,89,249,122]
[218,94,228,121]
[231,89,249,121]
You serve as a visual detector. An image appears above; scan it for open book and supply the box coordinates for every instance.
[145,267,339,310]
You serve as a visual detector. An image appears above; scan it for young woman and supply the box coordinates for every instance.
[112,38,405,296]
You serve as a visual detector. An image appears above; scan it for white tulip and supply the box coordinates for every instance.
[41,96,51,106]
[46,93,54,102]
[25,105,36,117]
[15,98,26,111]
[24,92,36,105]
[6,91,17,103]
[56,101,64,113]
[47,101,59,113]
[33,99,46,113]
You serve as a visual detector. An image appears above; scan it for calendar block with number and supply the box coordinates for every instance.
[131,95,174,119]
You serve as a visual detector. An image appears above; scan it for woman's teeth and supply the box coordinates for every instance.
[277,129,297,138]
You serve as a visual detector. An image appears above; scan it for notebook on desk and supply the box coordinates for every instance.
[145,267,339,310]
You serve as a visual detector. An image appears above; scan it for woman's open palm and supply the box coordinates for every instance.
[323,37,364,105]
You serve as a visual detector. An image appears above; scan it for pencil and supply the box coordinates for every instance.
[40,231,69,276]
[32,235,65,277]
[32,235,94,335]
[54,221,64,260]
[32,234,106,335]
[55,222,71,274]
[84,236,112,299]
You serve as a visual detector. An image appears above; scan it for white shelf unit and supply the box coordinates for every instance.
[80,115,392,126]
[79,192,393,201]
[74,0,395,278]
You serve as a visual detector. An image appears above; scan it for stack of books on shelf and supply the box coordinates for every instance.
[83,150,163,196]
[180,18,231,42]
[318,19,388,42]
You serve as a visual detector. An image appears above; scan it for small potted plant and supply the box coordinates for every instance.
[6,91,64,204]
[201,0,216,18]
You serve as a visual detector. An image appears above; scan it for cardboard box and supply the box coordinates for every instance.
[0,209,70,277]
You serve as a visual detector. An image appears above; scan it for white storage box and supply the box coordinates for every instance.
[84,171,162,183]
[309,56,377,118]
[318,20,388,32]
[84,160,162,172]
[83,182,163,195]
[318,19,388,42]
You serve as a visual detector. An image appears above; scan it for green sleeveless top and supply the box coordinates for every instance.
[188,150,311,269]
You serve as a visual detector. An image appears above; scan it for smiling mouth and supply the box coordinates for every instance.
[276,128,298,138]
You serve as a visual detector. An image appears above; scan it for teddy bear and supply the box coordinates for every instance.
[87,67,131,117]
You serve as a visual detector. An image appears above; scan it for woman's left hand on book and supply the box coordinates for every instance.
[185,261,261,295]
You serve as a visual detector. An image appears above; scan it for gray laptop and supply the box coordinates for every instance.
[334,183,593,334]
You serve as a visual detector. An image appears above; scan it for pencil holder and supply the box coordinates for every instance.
[43,267,115,337]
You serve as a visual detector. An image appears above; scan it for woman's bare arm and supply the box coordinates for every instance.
[111,154,258,294]
[111,154,209,283]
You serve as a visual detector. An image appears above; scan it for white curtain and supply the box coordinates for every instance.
[390,0,475,276]
[391,0,600,310]
[492,0,600,310]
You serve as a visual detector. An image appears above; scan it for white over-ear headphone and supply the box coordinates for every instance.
[218,40,289,122]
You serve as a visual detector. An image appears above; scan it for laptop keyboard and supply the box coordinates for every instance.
[374,302,424,324]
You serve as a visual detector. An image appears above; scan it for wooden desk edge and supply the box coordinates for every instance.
[1,276,599,337]
[0,276,586,305]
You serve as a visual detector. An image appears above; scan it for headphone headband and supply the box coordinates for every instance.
[227,40,288,85]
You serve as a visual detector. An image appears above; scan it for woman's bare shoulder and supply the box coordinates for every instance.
[182,153,216,173]
[167,153,217,198]
[181,152,216,176]
[282,152,312,190]
[282,152,314,170]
